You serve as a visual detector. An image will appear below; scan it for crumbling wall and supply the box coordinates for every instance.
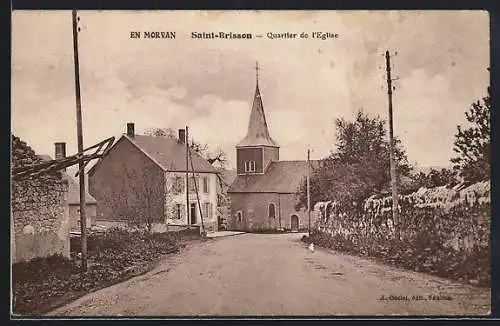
[11,136,70,263]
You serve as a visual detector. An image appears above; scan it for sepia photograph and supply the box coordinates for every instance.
[11,10,491,317]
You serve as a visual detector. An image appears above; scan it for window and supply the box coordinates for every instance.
[174,204,182,219]
[203,202,213,219]
[237,211,242,223]
[268,203,275,218]
[172,176,184,194]
[203,177,209,194]
[244,160,256,173]
[188,176,199,193]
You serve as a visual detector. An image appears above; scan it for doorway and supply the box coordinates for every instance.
[190,203,197,225]
[291,215,299,232]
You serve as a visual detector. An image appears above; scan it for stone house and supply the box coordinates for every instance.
[39,142,98,232]
[227,69,318,232]
[11,135,70,263]
[88,123,220,232]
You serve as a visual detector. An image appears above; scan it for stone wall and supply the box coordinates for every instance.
[11,135,70,263]
[314,181,490,251]
[309,181,491,285]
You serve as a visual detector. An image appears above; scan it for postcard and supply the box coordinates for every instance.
[11,10,491,317]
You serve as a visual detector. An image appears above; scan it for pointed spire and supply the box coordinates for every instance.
[236,62,279,148]
[255,61,260,88]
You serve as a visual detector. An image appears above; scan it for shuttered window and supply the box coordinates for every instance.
[203,177,209,193]
[203,202,213,219]
[172,176,184,194]
[174,204,183,219]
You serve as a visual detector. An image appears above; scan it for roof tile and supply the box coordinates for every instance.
[126,135,217,173]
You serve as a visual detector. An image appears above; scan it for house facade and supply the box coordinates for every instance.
[227,67,317,232]
[66,176,98,232]
[88,123,219,232]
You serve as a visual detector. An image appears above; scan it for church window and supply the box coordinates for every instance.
[244,160,256,173]
[268,203,275,218]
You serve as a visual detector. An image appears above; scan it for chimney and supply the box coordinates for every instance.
[55,142,66,171]
[55,142,66,160]
[127,122,135,137]
[178,129,186,143]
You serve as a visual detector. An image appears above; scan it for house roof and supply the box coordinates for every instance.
[38,154,96,204]
[236,82,279,148]
[217,168,237,187]
[228,160,318,194]
[125,135,217,173]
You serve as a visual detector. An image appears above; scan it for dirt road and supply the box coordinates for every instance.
[48,233,490,316]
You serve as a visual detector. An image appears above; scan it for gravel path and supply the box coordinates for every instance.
[48,233,490,316]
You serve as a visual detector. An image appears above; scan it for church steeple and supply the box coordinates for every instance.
[236,62,279,148]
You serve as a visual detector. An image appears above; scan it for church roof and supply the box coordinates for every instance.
[236,82,279,148]
[228,160,319,194]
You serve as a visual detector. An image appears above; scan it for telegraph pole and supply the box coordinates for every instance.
[385,50,399,239]
[72,10,87,270]
[189,146,206,237]
[307,147,311,237]
[185,126,190,226]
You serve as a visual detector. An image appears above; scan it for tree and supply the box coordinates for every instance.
[123,164,165,233]
[405,167,458,192]
[296,110,411,210]
[427,168,458,188]
[144,127,176,138]
[450,87,490,184]
[143,127,227,168]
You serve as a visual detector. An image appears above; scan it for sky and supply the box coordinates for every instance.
[11,10,489,170]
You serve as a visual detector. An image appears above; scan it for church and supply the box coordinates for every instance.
[227,64,317,232]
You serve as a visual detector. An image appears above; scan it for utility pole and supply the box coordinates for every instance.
[185,126,190,226]
[307,147,311,237]
[189,146,206,237]
[385,50,399,239]
[72,10,87,270]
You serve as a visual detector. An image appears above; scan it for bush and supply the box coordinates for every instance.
[12,254,77,284]
[13,228,186,316]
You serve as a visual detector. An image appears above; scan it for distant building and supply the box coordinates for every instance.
[39,142,98,232]
[228,66,318,232]
[88,123,220,232]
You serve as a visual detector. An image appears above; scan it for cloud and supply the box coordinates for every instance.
[11,11,489,169]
